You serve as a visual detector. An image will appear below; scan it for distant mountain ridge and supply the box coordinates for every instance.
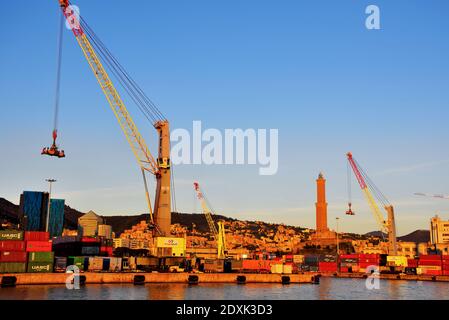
[1,197,430,239]
[364,230,430,243]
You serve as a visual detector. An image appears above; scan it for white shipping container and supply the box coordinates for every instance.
[109,257,122,272]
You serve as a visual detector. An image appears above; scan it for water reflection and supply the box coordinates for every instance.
[0,278,448,300]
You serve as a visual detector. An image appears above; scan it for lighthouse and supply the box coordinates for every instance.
[311,172,336,243]
[316,172,329,234]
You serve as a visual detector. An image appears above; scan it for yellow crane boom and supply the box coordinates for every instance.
[59,1,172,235]
[193,182,227,259]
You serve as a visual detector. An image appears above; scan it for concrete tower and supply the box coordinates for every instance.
[316,172,329,233]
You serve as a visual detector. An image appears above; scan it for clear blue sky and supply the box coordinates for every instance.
[1,0,448,235]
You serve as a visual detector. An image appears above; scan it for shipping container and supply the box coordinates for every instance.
[28,252,54,262]
[100,246,113,256]
[20,191,49,231]
[0,251,27,263]
[0,262,27,273]
[242,260,271,272]
[419,255,442,261]
[0,240,25,251]
[81,246,100,255]
[270,263,283,274]
[340,254,359,259]
[0,230,24,241]
[26,241,52,252]
[81,237,100,243]
[53,242,83,257]
[283,264,293,274]
[407,259,418,268]
[54,257,68,272]
[67,256,86,271]
[88,257,104,271]
[109,257,122,272]
[52,236,79,245]
[204,259,224,273]
[27,262,54,273]
[293,255,304,264]
[49,199,65,238]
[24,231,49,242]
[418,260,442,267]
[319,262,338,272]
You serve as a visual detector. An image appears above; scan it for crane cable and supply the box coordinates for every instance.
[53,11,64,135]
[79,17,165,123]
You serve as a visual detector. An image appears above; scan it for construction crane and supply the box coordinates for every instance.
[58,0,172,235]
[346,152,398,255]
[42,11,66,159]
[193,182,227,259]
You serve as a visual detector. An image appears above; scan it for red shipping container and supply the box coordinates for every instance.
[100,246,113,256]
[340,267,349,273]
[319,262,337,272]
[0,241,25,251]
[0,251,27,262]
[423,270,442,276]
[407,259,418,268]
[242,259,271,271]
[419,255,442,261]
[442,255,449,261]
[340,254,359,259]
[359,263,379,268]
[358,254,380,260]
[442,271,449,276]
[26,241,52,252]
[82,237,99,243]
[24,231,49,242]
[419,261,442,267]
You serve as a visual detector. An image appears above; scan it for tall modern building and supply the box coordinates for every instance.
[430,215,449,244]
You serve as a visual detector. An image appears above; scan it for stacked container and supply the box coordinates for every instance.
[358,254,380,272]
[241,259,271,273]
[0,230,26,273]
[418,255,442,276]
[442,256,449,276]
[99,238,114,256]
[25,231,53,273]
[81,237,100,256]
[319,262,338,272]
[339,254,359,273]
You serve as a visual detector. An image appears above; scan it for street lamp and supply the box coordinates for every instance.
[45,179,57,233]
[336,217,340,273]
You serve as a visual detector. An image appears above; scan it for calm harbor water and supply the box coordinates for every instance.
[0,278,448,300]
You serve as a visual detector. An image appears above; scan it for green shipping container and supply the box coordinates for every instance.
[27,262,54,273]
[0,262,27,273]
[28,252,55,263]
[67,256,85,271]
[0,230,24,241]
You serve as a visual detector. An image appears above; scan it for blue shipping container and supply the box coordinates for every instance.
[49,199,65,238]
[21,191,48,231]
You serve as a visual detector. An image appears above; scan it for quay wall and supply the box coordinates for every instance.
[0,272,318,286]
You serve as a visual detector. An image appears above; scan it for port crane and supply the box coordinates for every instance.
[346,152,398,255]
[57,0,172,235]
[193,182,227,259]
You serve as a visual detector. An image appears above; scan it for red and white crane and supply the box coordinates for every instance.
[346,152,398,255]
